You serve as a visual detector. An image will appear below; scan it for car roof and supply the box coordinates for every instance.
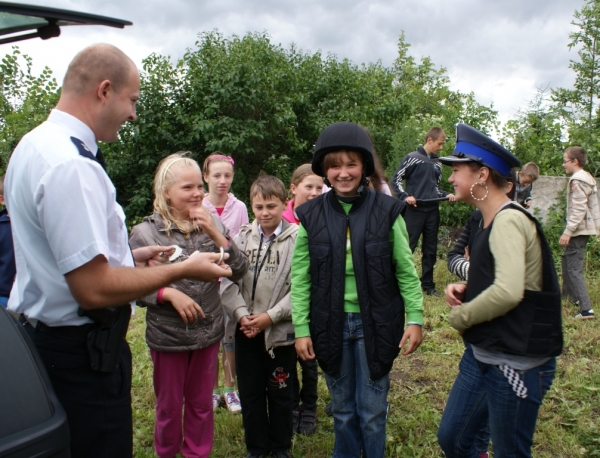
[0,2,132,45]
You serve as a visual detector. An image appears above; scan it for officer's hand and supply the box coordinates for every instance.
[447,193,456,202]
[183,252,232,282]
[405,196,417,207]
[132,246,175,267]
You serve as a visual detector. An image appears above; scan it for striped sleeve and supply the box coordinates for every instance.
[391,156,420,200]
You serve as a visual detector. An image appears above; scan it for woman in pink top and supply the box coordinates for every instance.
[202,153,249,413]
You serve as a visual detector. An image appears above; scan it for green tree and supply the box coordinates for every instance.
[501,88,565,175]
[552,0,600,175]
[0,46,59,173]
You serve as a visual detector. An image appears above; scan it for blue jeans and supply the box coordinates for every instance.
[324,313,389,458]
[437,345,556,458]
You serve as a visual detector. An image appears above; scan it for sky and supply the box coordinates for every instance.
[1,0,587,125]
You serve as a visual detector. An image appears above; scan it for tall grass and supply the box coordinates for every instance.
[130,255,600,457]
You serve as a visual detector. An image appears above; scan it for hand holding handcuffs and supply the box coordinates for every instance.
[160,245,228,267]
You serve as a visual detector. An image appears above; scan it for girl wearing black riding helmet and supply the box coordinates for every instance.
[291,122,424,458]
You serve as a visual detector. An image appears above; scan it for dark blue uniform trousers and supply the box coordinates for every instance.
[24,320,132,458]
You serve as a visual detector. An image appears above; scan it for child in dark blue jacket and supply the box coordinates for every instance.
[0,175,16,308]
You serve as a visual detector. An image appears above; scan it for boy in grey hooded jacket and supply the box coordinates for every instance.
[221,175,298,458]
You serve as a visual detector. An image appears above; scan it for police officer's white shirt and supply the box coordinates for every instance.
[5,109,134,326]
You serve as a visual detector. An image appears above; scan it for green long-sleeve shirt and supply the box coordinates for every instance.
[291,200,423,338]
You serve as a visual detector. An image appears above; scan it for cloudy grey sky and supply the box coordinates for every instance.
[2,0,586,124]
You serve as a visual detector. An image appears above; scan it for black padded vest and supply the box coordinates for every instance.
[296,189,406,379]
[463,204,563,357]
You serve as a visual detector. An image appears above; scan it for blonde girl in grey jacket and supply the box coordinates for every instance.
[129,153,248,458]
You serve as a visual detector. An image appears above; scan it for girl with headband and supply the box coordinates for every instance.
[201,152,249,414]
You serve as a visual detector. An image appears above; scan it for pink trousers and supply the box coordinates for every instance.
[150,342,219,458]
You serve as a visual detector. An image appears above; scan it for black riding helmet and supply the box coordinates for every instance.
[312,122,375,177]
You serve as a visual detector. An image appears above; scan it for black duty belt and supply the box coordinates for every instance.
[19,314,94,343]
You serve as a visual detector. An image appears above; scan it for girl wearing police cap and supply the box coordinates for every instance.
[291,122,424,458]
[436,124,562,457]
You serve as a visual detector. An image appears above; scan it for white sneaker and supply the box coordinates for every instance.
[574,309,595,320]
[212,393,222,412]
[224,390,242,413]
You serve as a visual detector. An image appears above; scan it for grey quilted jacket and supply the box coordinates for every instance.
[129,212,248,352]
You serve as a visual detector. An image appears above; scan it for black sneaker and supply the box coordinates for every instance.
[292,409,300,433]
[424,289,440,297]
[272,451,293,458]
[574,309,595,320]
[298,409,317,435]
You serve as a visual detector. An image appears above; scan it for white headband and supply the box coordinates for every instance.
[162,156,187,185]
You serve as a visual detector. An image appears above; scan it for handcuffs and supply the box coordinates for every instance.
[159,245,225,264]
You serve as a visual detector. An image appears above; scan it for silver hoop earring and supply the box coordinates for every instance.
[470,182,488,201]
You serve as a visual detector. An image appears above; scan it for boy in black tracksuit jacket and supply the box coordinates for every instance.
[391,127,455,295]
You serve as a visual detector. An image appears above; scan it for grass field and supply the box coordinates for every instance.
[129,256,600,457]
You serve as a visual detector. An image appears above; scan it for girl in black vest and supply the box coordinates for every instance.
[436,124,562,458]
[291,122,424,458]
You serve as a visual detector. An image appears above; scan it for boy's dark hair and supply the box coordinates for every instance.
[521,162,540,180]
[425,127,446,142]
[565,146,587,167]
[250,175,287,204]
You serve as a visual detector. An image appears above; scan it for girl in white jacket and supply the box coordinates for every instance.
[560,146,600,319]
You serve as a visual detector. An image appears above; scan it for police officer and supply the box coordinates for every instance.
[5,44,231,457]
